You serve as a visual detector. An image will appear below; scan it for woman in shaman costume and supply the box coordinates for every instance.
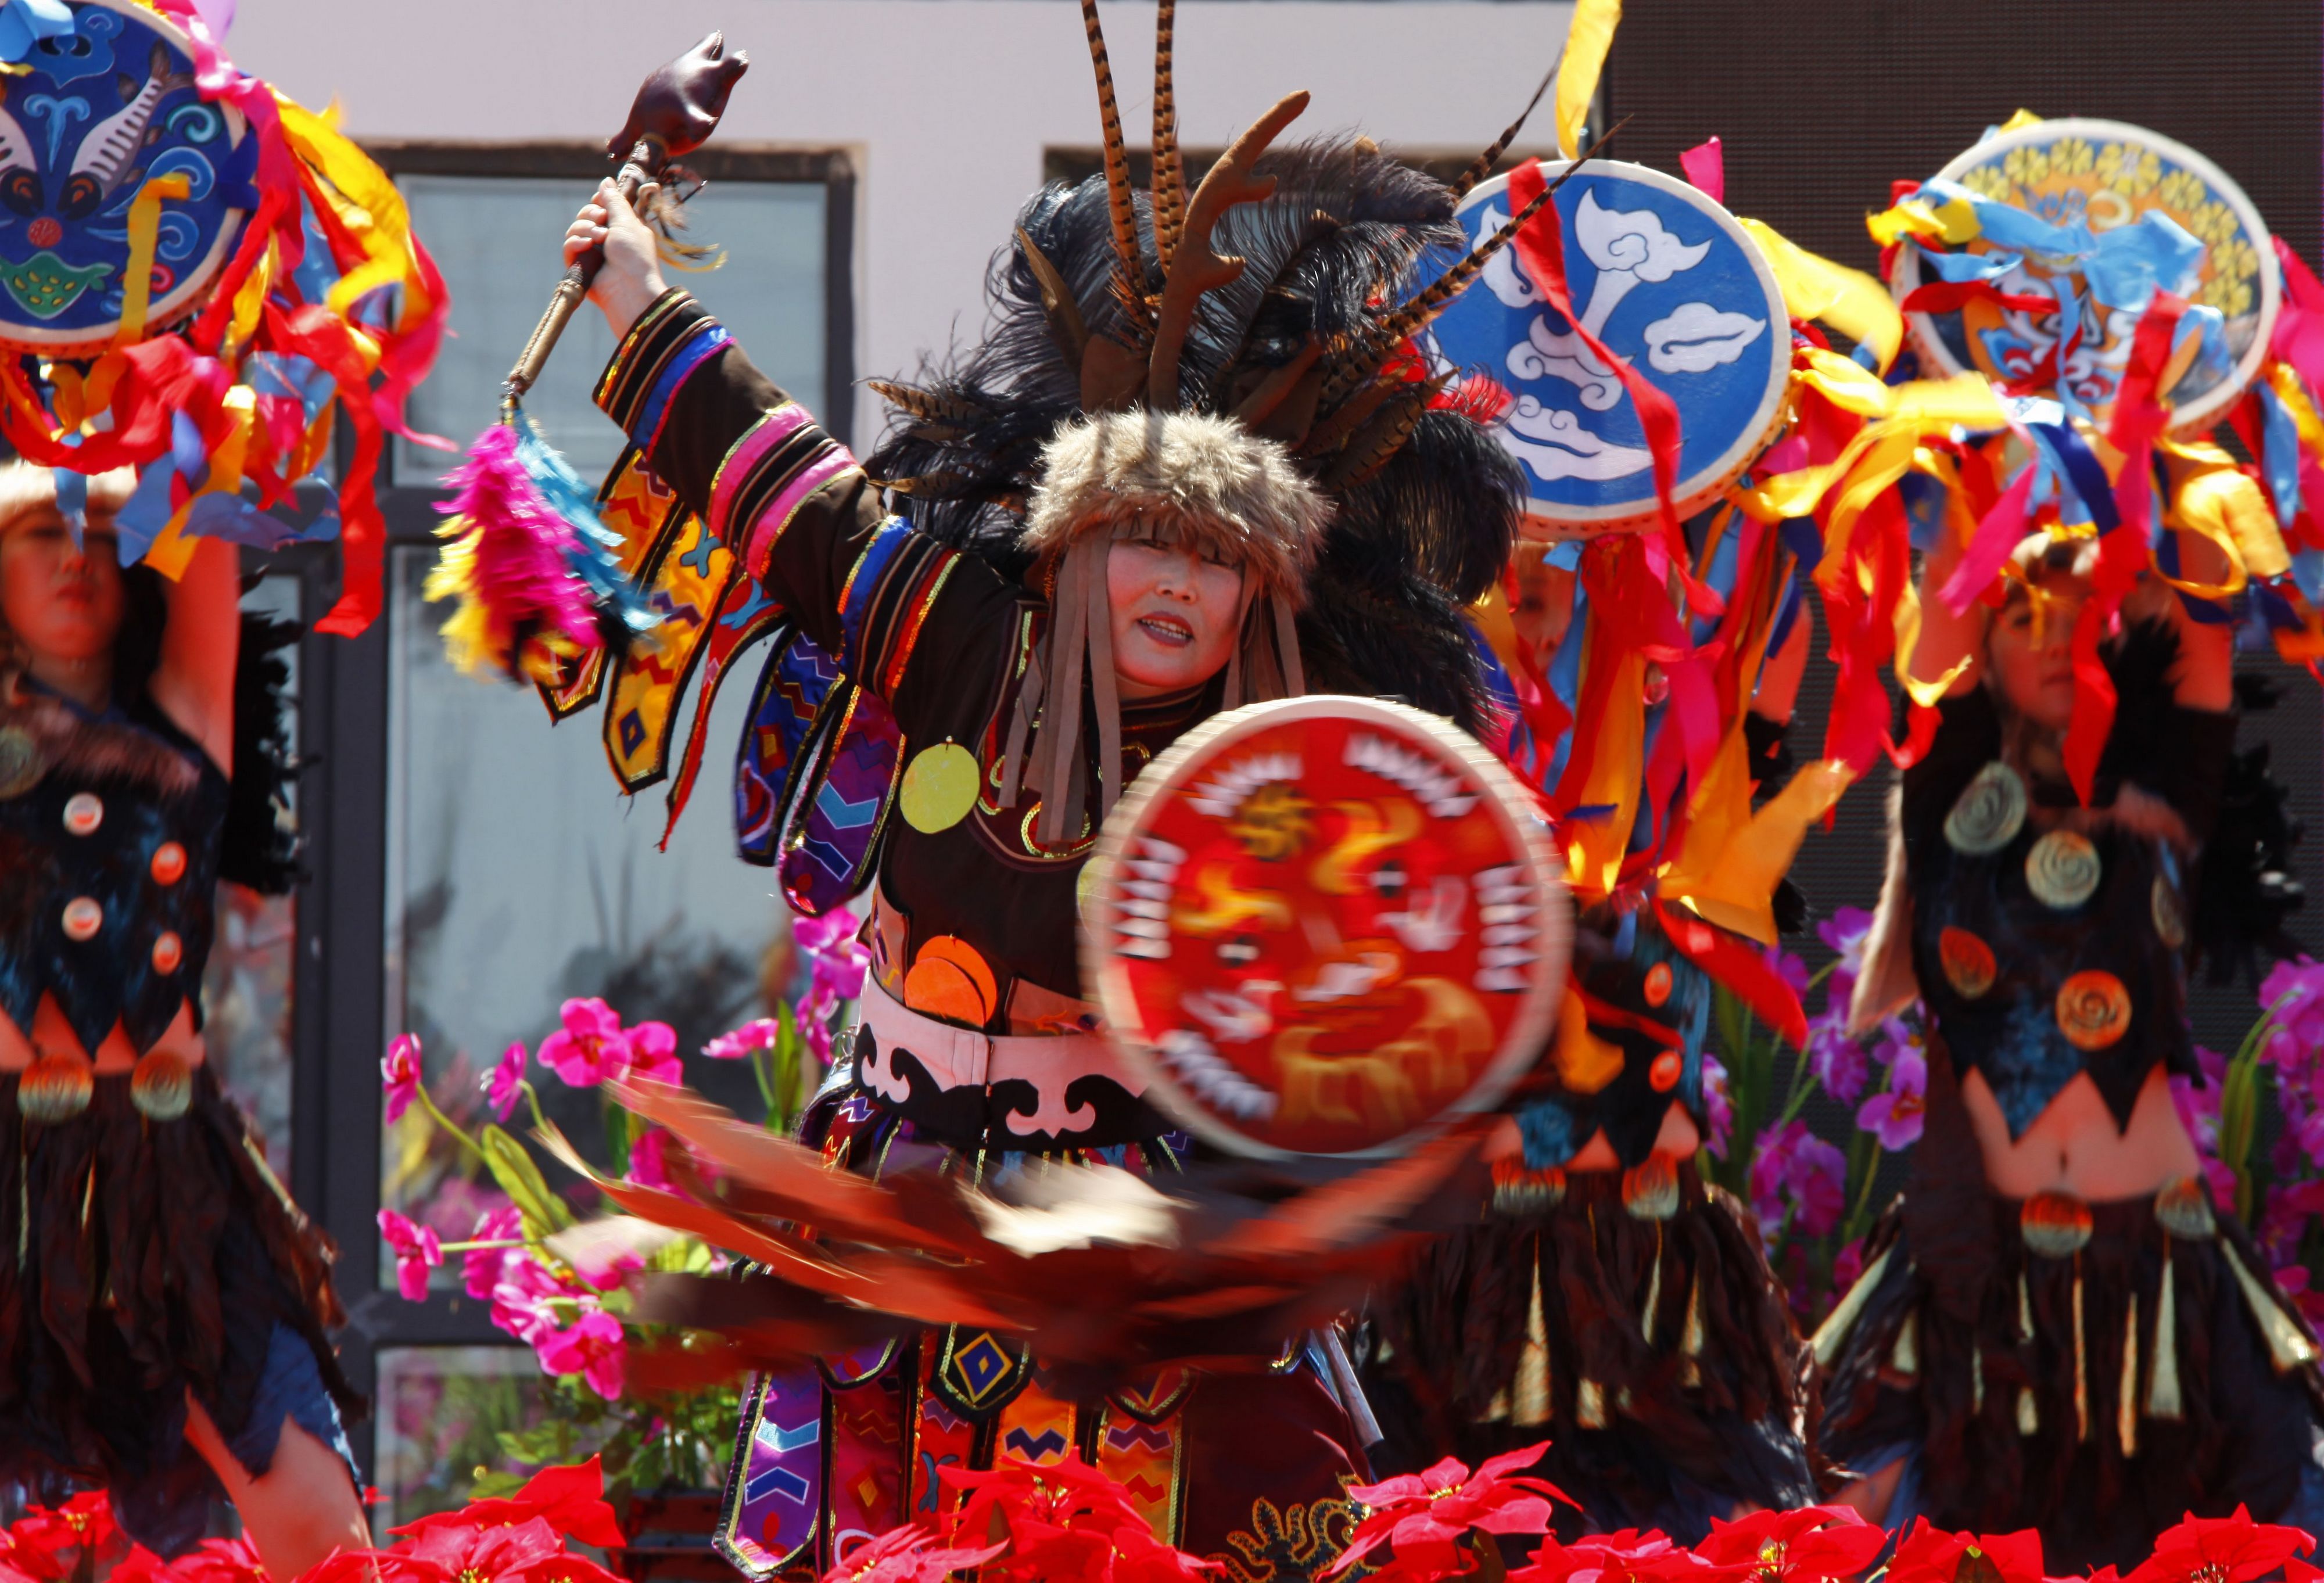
[1818,527,2324,1563]
[561,12,1551,1564]
[1376,537,1824,1541]
[0,469,364,1573]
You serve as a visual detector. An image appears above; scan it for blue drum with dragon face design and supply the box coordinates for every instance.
[0,0,252,355]
[1425,160,1792,536]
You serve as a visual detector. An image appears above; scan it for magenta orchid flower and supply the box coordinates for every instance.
[483,1042,528,1122]
[1749,1120,1846,1241]
[464,1204,523,1301]
[1701,1053,1734,1160]
[1857,1042,1928,1150]
[378,1208,442,1301]
[623,1020,683,1086]
[626,1126,676,1193]
[793,910,869,996]
[539,999,633,1087]
[703,1018,781,1060]
[535,1309,627,1401]
[381,1033,422,1125]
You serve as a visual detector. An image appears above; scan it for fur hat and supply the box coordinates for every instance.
[1021,410,1331,605]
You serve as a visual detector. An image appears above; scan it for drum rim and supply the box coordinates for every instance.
[0,0,252,356]
[1435,158,1794,535]
[1081,692,1572,1161]
[1889,115,2281,439]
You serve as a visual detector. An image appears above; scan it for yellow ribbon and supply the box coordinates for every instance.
[1738,216,1903,374]
[1867,195,1981,250]
[1737,351,2006,572]
[1554,0,1621,160]
[118,172,192,347]
[272,94,436,333]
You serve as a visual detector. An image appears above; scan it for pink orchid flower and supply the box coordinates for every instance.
[464,1204,524,1301]
[702,1018,781,1060]
[535,1309,626,1401]
[483,1042,528,1122]
[378,1208,442,1301]
[381,1033,422,1125]
[539,999,634,1087]
[625,1020,683,1086]
[626,1126,676,1192]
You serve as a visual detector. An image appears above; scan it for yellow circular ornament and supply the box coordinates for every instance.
[1945,762,2027,856]
[899,742,982,834]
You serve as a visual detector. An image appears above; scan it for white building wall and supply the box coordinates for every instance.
[230,0,1573,448]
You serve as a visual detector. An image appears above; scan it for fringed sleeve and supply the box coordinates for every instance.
[593,290,1015,720]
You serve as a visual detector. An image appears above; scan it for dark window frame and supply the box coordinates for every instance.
[281,141,855,1483]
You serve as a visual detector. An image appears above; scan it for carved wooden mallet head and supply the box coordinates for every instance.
[605,31,751,166]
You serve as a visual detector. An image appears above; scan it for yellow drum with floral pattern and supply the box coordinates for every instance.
[1889,117,2278,435]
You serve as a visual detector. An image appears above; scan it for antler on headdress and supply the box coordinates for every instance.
[1312,117,1628,417]
[1147,91,1310,411]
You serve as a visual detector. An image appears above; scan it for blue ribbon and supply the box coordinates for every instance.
[2258,379,2304,526]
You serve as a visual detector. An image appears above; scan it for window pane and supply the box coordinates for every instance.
[396,174,828,486]
[203,573,300,1173]
[373,1346,559,1533]
[380,546,794,1285]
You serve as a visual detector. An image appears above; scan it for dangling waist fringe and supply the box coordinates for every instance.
[1376,1155,1818,1528]
[0,1065,360,1491]
[1816,1175,2324,1548]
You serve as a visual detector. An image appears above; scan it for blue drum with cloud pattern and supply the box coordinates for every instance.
[1426,159,1790,534]
[0,0,252,354]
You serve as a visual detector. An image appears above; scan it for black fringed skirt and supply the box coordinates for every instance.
[1816,1179,2324,1571]
[0,1066,361,1548]
[1369,1157,1819,1543]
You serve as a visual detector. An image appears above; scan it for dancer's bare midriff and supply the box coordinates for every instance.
[1960,1064,2201,1202]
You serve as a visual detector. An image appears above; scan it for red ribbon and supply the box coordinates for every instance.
[1651,900,1809,1049]
[2061,292,2187,803]
[1508,161,1716,617]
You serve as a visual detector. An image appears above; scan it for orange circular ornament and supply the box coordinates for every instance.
[1938,927,1998,998]
[150,932,184,974]
[2056,970,2132,1051]
[150,842,188,886]
[2021,1190,2096,1259]
[1648,1049,1683,1092]
[1642,962,1673,1008]
[1084,697,1569,1158]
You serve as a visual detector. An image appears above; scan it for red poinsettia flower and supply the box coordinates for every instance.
[370,1514,624,1583]
[1514,1529,1742,1583]
[822,1524,1006,1583]
[6,1493,120,1579]
[167,1536,270,1583]
[1883,1521,2047,1583]
[1328,1444,1573,1581]
[941,1460,1215,1583]
[391,1457,625,1550]
[1695,1506,1887,1582]
[2121,1508,2314,1583]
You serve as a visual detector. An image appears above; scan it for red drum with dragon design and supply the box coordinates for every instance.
[1082,696,1569,1159]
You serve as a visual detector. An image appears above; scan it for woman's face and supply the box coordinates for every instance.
[0,511,121,665]
[1106,527,1246,698]
[1987,575,2086,732]
[1508,557,1575,675]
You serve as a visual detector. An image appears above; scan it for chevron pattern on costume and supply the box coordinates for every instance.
[1000,1426,1069,1462]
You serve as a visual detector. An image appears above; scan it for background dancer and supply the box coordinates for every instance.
[0,470,365,1574]
[1817,522,2324,1564]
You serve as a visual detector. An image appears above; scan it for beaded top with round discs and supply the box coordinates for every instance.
[1081,696,1570,1159]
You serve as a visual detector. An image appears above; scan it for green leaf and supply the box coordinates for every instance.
[2221,1045,2263,1224]
[469,1470,529,1500]
[480,1123,573,1237]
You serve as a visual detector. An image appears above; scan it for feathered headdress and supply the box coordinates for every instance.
[868,0,1581,843]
